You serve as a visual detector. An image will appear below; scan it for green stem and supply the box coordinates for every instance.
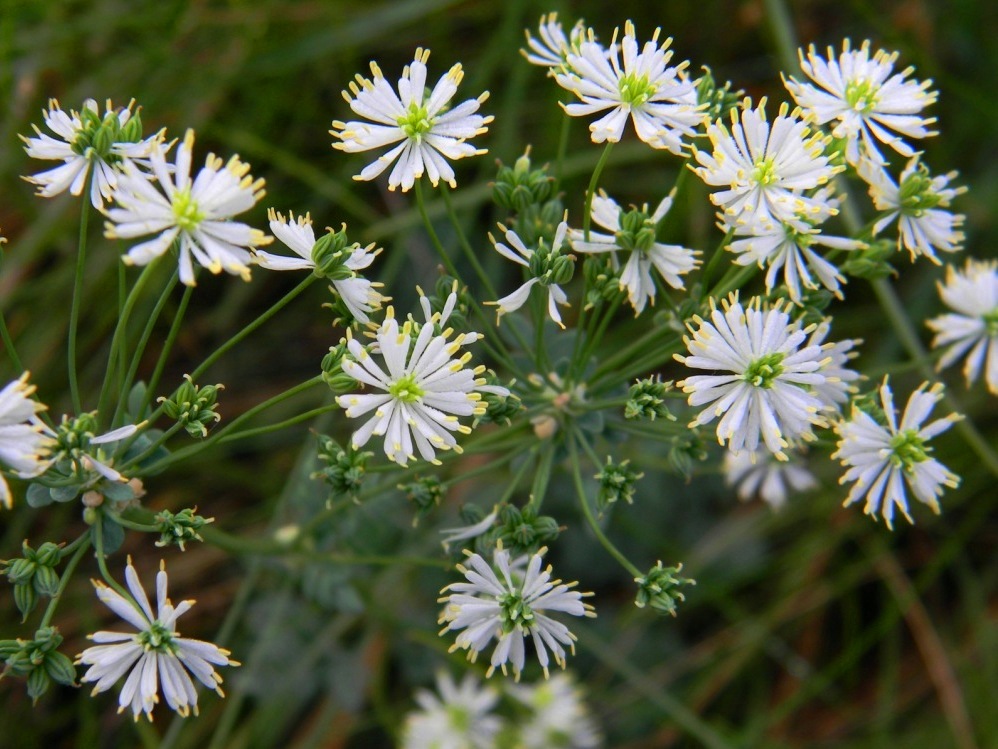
[0,306,23,375]
[97,261,161,425]
[554,106,572,186]
[582,143,614,241]
[140,283,194,417]
[699,227,735,297]
[525,440,554,511]
[568,429,642,578]
[38,534,91,628]
[93,512,133,602]
[114,269,180,426]
[439,184,497,299]
[68,183,93,415]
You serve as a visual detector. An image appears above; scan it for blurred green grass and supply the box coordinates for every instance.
[1,1,996,747]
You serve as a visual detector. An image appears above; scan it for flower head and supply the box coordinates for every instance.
[105,130,269,286]
[724,447,818,510]
[256,209,383,323]
[785,40,937,165]
[331,48,492,192]
[727,189,865,304]
[556,21,703,153]
[675,294,833,460]
[927,259,998,394]
[77,558,238,720]
[401,671,502,749]
[335,302,506,466]
[522,13,585,69]
[22,98,160,208]
[489,221,574,328]
[834,379,961,528]
[0,373,52,509]
[507,672,602,748]
[439,545,595,680]
[568,192,699,314]
[860,155,965,262]
[693,100,842,229]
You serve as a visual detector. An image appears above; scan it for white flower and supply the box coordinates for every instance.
[806,319,862,412]
[507,672,603,748]
[693,100,842,229]
[489,221,573,328]
[568,192,699,315]
[859,155,965,263]
[40,414,140,486]
[784,40,937,165]
[675,295,832,460]
[724,448,818,510]
[77,558,238,720]
[21,98,161,208]
[335,306,506,466]
[833,379,961,528]
[438,545,595,680]
[401,671,502,749]
[440,506,498,552]
[522,13,585,69]
[105,129,269,286]
[555,21,703,153]
[331,48,492,192]
[0,373,52,509]
[255,209,383,323]
[727,190,864,304]
[927,259,998,394]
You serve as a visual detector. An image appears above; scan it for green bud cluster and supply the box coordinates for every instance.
[321,341,356,394]
[480,504,560,556]
[2,541,62,620]
[513,198,565,248]
[634,561,695,617]
[71,101,145,165]
[422,276,471,333]
[0,627,76,703]
[583,256,625,308]
[493,149,555,212]
[398,475,445,525]
[595,458,644,512]
[625,376,675,421]
[696,67,742,121]
[528,233,575,288]
[154,508,213,551]
[667,431,709,479]
[313,435,372,499]
[615,205,658,253]
[840,238,896,280]
[160,375,223,438]
[311,225,356,280]
[474,372,521,426]
[897,161,946,217]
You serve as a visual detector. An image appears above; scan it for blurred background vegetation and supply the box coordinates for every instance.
[1,0,996,747]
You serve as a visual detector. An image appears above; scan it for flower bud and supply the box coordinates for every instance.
[634,561,695,616]
[311,225,355,279]
[595,458,644,512]
[32,566,60,598]
[14,583,38,620]
[625,377,675,421]
[493,149,555,212]
[160,375,223,437]
[321,342,356,394]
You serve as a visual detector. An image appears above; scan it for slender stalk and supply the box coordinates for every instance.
[582,143,614,241]
[554,104,572,185]
[568,429,642,578]
[699,226,734,297]
[92,513,133,602]
[0,307,23,375]
[38,534,91,628]
[68,183,93,414]
[439,184,497,299]
[140,283,194,416]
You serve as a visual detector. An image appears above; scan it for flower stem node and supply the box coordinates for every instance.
[153,508,214,551]
[634,561,695,616]
[159,375,223,438]
[493,148,556,212]
[0,627,77,703]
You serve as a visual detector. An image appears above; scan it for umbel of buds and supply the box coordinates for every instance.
[625,376,675,421]
[313,434,371,500]
[399,475,445,525]
[493,148,555,212]
[160,375,223,438]
[0,627,76,703]
[634,561,695,617]
[595,458,644,512]
[2,541,62,620]
[154,508,214,551]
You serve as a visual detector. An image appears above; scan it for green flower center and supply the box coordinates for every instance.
[397,101,434,140]
[388,374,425,403]
[844,78,880,114]
[889,428,929,470]
[71,110,124,164]
[498,590,534,633]
[984,308,998,337]
[137,621,176,653]
[752,157,779,187]
[172,188,205,232]
[783,223,814,249]
[446,704,471,732]
[618,72,655,107]
[615,208,657,252]
[898,166,943,217]
[743,352,785,388]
